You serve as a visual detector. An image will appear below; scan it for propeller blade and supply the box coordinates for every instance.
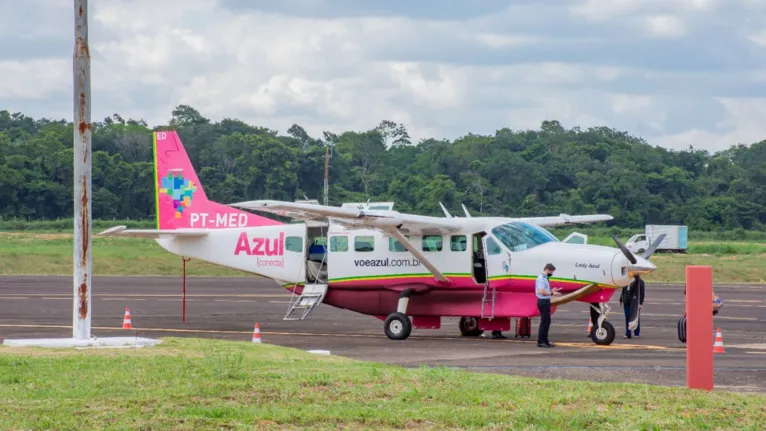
[642,233,667,260]
[611,234,637,264]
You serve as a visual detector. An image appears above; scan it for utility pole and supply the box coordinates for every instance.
[323,145,330,206]
[73,0,92,340]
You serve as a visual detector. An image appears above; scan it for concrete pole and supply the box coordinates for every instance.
[73,0,92,340]
[323,146,329,206]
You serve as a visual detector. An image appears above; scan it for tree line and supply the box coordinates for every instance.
[1,105,765,231]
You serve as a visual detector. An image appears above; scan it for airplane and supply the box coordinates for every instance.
[99,130,664,346]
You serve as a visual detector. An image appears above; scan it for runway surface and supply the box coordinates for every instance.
[2,275,766,392]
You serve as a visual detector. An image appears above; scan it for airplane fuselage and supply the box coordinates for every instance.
[154,218,633,329]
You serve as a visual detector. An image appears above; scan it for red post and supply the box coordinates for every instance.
[686,265,713,390]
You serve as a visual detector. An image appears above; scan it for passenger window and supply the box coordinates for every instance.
[285,236,303,252]
[422,235,443,252]
[486,237,502,255]
[450,235,467,251]
[389,236,407,252]
[355,236,375,252]
[330,236,348,252]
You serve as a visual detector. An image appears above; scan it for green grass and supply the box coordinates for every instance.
[2,232,765,283]
[0,217,155,232]
[0,232,245,277]
[0,337,763,430]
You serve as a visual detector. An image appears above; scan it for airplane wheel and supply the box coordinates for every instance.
[458,317,484,337]
[384,312,412,340]
[591,321,615,345]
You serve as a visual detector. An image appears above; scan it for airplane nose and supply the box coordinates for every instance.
[628,256,656,276]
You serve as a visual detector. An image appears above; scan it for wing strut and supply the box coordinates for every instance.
[550,283,600,306]
[386,228,449,283]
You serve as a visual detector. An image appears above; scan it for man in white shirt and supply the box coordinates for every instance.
[536,263,562,347]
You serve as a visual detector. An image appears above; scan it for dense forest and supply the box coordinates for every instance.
[1,105,765,231]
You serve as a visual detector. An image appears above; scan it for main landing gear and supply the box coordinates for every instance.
[588,302,615,345]
[458,316,483,337]
[384,289,413,340]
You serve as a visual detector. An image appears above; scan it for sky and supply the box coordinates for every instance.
[1,0,766,153]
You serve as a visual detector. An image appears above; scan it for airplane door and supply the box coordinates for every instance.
[482,235,512,287]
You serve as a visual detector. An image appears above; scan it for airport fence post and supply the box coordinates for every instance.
[686,265,713,390]
[73,0,92,341]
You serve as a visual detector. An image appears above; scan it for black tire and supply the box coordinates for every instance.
[458,317,484,337]
[637,248,645,255]
[384,312,412,340]
[590,320,615,345]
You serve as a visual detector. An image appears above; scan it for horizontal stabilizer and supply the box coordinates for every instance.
[98,225,209,239]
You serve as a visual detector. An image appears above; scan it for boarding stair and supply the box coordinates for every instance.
[284,250,329,321]
[283,282,328,320]
[481,280,496,319]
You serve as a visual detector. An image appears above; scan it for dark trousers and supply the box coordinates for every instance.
[624,302,640,337]
[537,298,551,344]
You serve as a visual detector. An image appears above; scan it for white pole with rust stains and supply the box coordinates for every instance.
[73,0,92,340]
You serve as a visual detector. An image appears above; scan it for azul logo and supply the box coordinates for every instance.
[234,232,285,256]
[159,171,197,219]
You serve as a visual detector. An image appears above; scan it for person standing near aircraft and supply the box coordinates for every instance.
[536,263,562,348]
[620,277,645,339]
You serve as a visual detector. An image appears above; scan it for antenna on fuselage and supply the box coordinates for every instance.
[461,203,472,218]
[439,202,453,218]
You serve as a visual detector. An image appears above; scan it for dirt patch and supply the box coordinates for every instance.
[0,233,73,240]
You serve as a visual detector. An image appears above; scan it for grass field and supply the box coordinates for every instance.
[0,337,764,430]
[2,231,766,283]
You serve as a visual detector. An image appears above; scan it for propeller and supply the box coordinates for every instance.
[641,233,666,260]
[611,234,637,265]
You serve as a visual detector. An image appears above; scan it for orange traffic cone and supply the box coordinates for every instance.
[252,323,262,343]
[122,307,132,329]
[713,328,725,353]
[587,319,593,336]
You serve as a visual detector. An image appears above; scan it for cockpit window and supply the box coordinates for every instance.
[491,221,559,252]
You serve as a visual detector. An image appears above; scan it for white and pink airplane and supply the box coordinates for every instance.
[100,131,663,345]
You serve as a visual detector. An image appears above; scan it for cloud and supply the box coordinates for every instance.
[1,0,765,153]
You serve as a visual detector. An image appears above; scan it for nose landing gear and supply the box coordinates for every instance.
[588,302,615,345]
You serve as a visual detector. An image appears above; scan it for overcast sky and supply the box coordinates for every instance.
[2,0,765,153]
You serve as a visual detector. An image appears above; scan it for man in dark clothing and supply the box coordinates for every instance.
[619,276,645,339]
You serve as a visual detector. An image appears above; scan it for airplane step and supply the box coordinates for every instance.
[284,283,328,321]
[481,283,496,319]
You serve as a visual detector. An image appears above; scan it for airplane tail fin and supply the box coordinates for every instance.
[153,131,282,229]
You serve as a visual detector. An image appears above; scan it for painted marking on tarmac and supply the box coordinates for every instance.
[727,300,765,304]
[213,299,260,303]
[101,298,146,301]
[728,343,766,350]
[581,311,761,322]
[0,323,679,351]
[42,297,70,300]
[715,316,759,321]
[0,293,291,298]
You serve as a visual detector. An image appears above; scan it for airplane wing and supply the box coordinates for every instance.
[229,200,463,235]
[98,225,209,238]
[517,214,613,227]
